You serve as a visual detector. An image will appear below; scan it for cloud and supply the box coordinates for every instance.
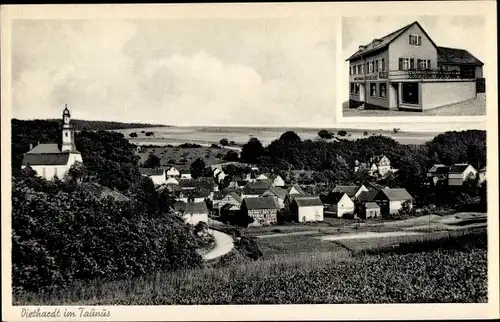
[12,18,337,126]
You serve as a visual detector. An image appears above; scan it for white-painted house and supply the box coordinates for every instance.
[271,175,285,187]
[166,176,180,185]
[166,166,180,177]
[172,201,209,226]
[448,164,478,186]
[21,106,83,180]
[139,168,166,186]
[322,192,355,218]
[290,196,324,222]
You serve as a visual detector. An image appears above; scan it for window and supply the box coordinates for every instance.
[368,61,374,73]
[361,64,365,74]
[350,66,353,75]
[355,83,360,95]
[417,59,430,70]
[65,132,68,137]
[377,58,385,72]
[379,83,387,98]
[409,34,421,46]
[410,58,415,70]
[370,83,377,97]
[350,83,355,94]
[399,58,410,70]
[356,64,361,75]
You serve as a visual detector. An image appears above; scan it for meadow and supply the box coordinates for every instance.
[14,228,487,305]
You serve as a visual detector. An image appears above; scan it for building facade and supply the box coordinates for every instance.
[347,21,484,111]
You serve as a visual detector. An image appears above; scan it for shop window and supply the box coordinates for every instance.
[379,83,387,98]
[370,83,377,97]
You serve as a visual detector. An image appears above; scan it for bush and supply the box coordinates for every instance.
[129,132,138,138]
[219,138,229,146]
[223,150,239,162]
[179,143,202,148]
[12,174,202,293]
[142,153,160,168]
[318,130,333,139]
[145,131,154,137]
[337,130,347,137]
[236,236,263,260]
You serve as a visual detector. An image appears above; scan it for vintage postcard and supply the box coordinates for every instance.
[1,2,498,321]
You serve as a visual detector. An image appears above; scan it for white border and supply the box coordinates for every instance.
[2,2,498,321]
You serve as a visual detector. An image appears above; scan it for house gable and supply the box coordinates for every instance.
[388,21,439,71]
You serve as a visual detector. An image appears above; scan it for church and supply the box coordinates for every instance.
[21,106,83,180]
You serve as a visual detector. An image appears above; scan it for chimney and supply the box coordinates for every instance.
[29,143,33,150]
[358,45,367,51]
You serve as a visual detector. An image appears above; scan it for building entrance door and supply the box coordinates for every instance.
[389,83,399,110]
[401,82,419,105]
[359,83,365,102]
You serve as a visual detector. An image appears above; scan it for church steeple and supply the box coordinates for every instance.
[61,104,73,152]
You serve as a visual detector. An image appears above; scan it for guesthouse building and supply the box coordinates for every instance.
[240,196,279,227]
[347,21,484,111]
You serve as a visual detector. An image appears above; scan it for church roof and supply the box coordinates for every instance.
[26,143,61,154]
[22,152,70,166]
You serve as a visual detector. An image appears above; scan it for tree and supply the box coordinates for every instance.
[143,153,161,168]
[190,158,206,179]
[240,138,267,163]
[318,129,333,139]
[337,130,347,137]
[279,131,302,144]
[223,150,239,162]
[219,138,229,146]
[129,132,138,138]
[363,131,369,136]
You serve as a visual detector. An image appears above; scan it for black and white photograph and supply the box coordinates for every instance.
[342,16,487,117]
[1,2,498,321]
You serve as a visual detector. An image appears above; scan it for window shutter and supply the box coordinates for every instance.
[417,59,421,70]
[418,36,422,46]
[399,58,403,70]
[410,58,415,70]
[427,59,431,69]
[381,58,385,71]
[408,34,412,44]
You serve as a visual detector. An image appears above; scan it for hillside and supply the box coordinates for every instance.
[42,118,167,131]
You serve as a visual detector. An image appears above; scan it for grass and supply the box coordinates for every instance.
[257,234,348,259]
[14,228,487,305]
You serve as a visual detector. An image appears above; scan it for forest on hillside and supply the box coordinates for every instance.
[19,118,167,132]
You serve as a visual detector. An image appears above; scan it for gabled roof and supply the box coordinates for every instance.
[139,168,165,176]
[26,143,61,154]
[321,191,347,205]
[434,166,450,175]
[365,202,380,209]
[243,196,279,210]
[437,46,483,66]
[243,181,271,195]
[173,201,208,214]
[332,185,359,197]
[427,164,447,173]
[365,182,388,191]
[346,21,439,61]
[293,196,323,207]
[449,164,472,173]
[377,188,412,201]
[263,187,288,200]
[357,190,378,203]
[288,184,306,195]
[22,152,70,166]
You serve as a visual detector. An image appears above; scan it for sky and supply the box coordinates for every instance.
[341,15,487,101]
[11,17,485,132]
[12,18,337,127]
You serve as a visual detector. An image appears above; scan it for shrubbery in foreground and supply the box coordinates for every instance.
[12,169,202,293]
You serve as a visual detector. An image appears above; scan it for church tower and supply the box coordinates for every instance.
[61,104,73,152]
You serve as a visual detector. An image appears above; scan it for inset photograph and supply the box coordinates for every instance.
[342,16,486,117]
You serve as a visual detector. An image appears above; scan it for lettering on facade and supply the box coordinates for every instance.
[353,75,378,81]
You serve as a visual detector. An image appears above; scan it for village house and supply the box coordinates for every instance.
[321,192,355,218]
[426,164,450,186]
[166,176,180,185]
[448,163,478,186]
[478,166,487,184]
[172,201,209,226]
[166,166,181,177]
[332,184,368,200]
[261,186,288,209]
[213,191,243,212]
[284,184,308,210]
[367,155,394,177]
[139,168,167,186]
[289,196,324,223]
[373,188,413,216]
[347,21,484,111]
[21,106,84,180]
[180,170,192,180]
[358,202,381,219]
[271,174,286,187]
[240,196,279,227]
[241,181,271,199]
[177,190,211,203]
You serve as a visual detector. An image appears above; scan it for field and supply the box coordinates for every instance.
[136,144,235,168]
[14,222,487,305]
